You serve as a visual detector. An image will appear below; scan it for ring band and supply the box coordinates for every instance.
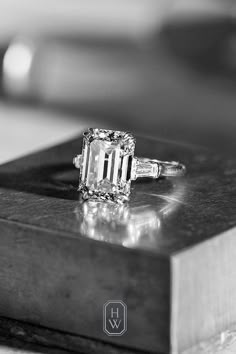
[73,128,186,203]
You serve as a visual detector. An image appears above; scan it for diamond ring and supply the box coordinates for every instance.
[73,128,186,203]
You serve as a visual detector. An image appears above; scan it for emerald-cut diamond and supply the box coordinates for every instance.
[77,128,135,202]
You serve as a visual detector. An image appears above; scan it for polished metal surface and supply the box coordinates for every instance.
[0,135,235,255]
[75,180,186,250]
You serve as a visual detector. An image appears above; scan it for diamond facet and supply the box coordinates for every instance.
[79,128,135,202]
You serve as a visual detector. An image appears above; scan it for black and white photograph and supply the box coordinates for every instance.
[0,1,235,353]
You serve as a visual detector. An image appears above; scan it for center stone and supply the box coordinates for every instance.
[79,129,135,202]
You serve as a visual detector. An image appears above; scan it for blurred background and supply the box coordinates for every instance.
[0,0,235,161]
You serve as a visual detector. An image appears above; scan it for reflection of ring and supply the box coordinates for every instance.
[75,180,186,249]
[73,128,186,202]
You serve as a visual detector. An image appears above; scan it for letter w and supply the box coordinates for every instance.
[109,319,121,329]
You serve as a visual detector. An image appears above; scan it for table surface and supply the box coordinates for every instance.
[0,102,88,165]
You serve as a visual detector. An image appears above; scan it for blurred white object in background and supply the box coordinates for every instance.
[3,39,36,96]
[0,0,170,43]
[2,36,149,103]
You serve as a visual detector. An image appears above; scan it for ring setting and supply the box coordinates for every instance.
[73,128,186,203]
